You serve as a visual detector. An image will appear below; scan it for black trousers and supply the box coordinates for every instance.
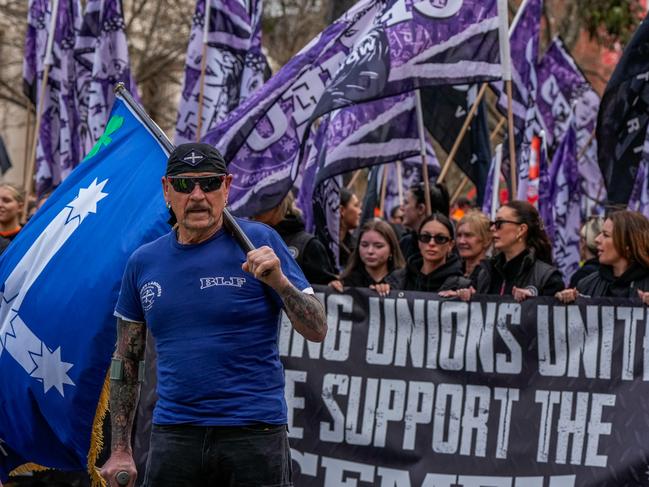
[143,423,293,487]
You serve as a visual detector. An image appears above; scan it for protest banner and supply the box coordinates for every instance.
[281,287,649,486]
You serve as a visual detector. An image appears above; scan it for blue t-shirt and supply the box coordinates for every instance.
[114,218,311,426]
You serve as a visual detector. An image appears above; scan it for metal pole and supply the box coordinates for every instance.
[195,0,212,141]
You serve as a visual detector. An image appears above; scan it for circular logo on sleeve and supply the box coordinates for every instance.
[140,281,162,311]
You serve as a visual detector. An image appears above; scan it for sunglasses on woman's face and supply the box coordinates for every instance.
[490,219,521,230]
[168,175,226,194]
[417,233,451,245]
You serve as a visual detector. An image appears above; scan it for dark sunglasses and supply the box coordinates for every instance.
[490,219,522,230]
[168,175,226,194]
[418,233,451,245]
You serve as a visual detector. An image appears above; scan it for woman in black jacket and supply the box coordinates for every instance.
[329,219,405,296]
[451,200,563,302]
[556,211,649,303]
[387,213,470,293]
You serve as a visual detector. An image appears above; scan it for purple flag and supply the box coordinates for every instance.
[297,92,434,231]
[22,0,50,105]
[29,0,83,196]
[548,118,582,282]
[175,0,269,144]
[493,0,542,132]
[537,131,553,235]
[628,126,649,217]
[491,0,542,197]
[74,0,138,156]
[203,0,501,217]
[536,37,591,149]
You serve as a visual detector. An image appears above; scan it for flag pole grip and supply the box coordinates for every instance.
[115,471,130,486]
[113,84,260,259]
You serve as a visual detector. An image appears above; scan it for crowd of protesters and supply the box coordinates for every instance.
[255,180,649,305]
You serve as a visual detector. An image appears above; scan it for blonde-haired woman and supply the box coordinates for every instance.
[456,210,492,285]
[0,183,24,241]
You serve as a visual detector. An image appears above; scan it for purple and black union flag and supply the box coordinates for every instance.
[23,0,83,196]
[597,12,649,206]
[74,0,139,157]
[175,0,269,144]
[203,0,502,217]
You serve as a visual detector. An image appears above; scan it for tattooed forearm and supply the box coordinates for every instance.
[110,318,146,453]
[279,282,327,342]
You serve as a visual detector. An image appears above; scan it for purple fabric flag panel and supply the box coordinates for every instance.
[74,0,138,157]
[535,37,591,150]
[490,0,542,198]
[23,0,51,105]
[175,0,269,145]
[628,126,649,218]
[548,119,582,283]
[203,0,502,217]
[492,0,542,132]
[311,0,501,121]
[297,91,433,234]
[33,0,83,196]
[202,0,382,215]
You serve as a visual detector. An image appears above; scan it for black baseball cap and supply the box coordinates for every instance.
[166,143,227,177]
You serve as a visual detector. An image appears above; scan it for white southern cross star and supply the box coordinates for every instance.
[66,178,109,224]
[30,345,75,395]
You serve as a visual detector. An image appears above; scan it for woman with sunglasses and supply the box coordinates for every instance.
[399,181,450,261]
[329,219,405,297]
[556,211,649,304]
[387,213,470,292]
[452,201,563,302]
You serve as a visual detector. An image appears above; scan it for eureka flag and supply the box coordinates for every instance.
[0,97,168,482]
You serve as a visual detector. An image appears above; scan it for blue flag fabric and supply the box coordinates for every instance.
[0,97,168,482]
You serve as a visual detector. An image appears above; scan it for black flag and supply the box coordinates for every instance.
[597,14,649,205]
[0,136,13,175]
[421,85,492,206]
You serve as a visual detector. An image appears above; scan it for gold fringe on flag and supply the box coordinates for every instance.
[7,372,110,487]
[88,372,110,487]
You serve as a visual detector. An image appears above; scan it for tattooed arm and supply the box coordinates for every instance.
[99,318,146,487]
[243,246,327,342]
[277,280,327,342]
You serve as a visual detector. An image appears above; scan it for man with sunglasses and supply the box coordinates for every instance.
[101,143,326,487]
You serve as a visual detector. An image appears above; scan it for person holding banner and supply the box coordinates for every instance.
[399,182,450,260]
[556,211,649,303]
[452,201,563,302]
[567,216,603,288]
[329,219,405,297]
[456,210,492,285]
[100,143,327,487]
[387,213,469,293]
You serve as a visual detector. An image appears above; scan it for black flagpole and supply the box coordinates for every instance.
[114,83,257,254]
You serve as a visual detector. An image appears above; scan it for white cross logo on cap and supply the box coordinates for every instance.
[183,151,204,166]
